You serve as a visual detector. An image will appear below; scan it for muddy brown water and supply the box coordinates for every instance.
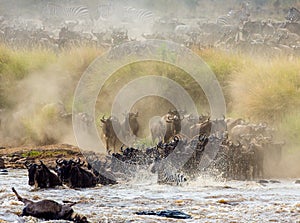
[0,169,300,222]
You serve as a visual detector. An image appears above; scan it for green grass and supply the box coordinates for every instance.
[21,149,76,158]
[21,150,42,158]
[0,45,57,108]
[277,112,300,146]
[0,43,299,148]
[59,46,104,77]
[0,45,56,80]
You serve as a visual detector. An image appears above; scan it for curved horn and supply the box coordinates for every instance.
[68,159,75,164]
[56,159,64,165]
[24,161,32,169]
[174,135,179,142]
[167,115,174,121]
[75,157,81,164]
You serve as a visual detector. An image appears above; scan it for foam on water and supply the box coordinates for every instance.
[1,169,300,222]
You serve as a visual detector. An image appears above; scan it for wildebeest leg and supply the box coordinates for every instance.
[152,134,156,143]
[105,137,109,153]
[112,137,117,154]
[12,187,33,206]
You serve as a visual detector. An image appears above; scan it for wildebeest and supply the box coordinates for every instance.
[282,21,300,36]
[150,110,182,143]
[189,117,211,138]
[100,115,121,153]
[75,112,93,133]
[87,161,118,185]
[12,187,88,222]
[0,157,5,169]
[121,112,139,140]
[285,7,300,22]
[162,110,182,143]
[25,161,62,188]
[229,124,253,145]
[226,118,246,132]
[56,158,97,188]
[180,114,198,137]
[149,116,165,143]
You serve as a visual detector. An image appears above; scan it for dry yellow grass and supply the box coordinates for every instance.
[230,57,300,122]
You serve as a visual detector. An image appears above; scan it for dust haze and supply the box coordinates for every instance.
[0,0,299,177]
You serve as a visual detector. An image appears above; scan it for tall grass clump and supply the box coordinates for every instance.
[0,45,57,107]
[21,105,71,145]
[277,112,300,148]
[231,57,300,122]
[59,46,105,77]
[0,45,56,80]
[194,48,249,110]
[194,48,247,85]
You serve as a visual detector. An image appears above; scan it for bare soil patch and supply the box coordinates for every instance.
[0,144,85,169]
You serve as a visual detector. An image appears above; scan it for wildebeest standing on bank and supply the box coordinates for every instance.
[150,116,165,143]
[150,110,182,143]
[25,161,62,188]
[162,110,182,143]
[12,187,88,222]
[100,115,122,153]
[180,114,199,138]
[189,117,211,138]
[121,112,139,141]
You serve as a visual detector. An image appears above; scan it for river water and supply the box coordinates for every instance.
[0,169,299,222]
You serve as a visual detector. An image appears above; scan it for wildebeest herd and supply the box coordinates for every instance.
[97,109,282,182]
[15,108,284,221]
[0,3,299,57]
[3,2,296,222]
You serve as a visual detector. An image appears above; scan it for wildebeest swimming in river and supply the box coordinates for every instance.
[25,160,62,188]
[12,187,89,222]
[56,158,97,188]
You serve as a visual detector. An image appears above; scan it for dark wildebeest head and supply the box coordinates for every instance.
[56,158,97,188]
[189,116,211,138]
[25,162,38,186]
[55,159,70,183]
[162,110,183,142]
[25,161,62,188]
[12,187,88,222]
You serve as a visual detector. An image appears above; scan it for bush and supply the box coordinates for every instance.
[230,58,300,122]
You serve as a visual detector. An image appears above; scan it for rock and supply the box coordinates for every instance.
[0,157,5,169]
[0,169,8,175]
[258,179,269,184]
[136,210,192,219]
[295,180,300,184]
[269,180,280,184]
[218,199,239,206]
